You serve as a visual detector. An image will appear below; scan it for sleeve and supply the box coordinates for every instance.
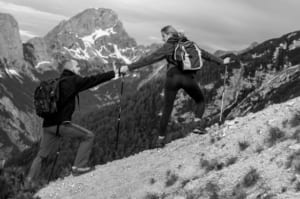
[75,71,115,92]
[201,49,224,65]
[128,43,173,71]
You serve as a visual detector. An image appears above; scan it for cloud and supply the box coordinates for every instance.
[1,0,300,51]
[0,1,66,20]
[0,1,67,40]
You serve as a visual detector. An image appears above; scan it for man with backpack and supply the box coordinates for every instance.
[120,25,225,147]
[27,58,117,183]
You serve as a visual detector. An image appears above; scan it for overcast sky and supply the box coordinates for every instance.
[0,0,299,52]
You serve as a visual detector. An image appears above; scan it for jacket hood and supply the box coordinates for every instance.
[61,69,77,77]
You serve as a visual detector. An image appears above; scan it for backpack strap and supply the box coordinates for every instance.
[55,124,60,137]
[55,76,81,111]
[54,77,68,101]
[174,43,181,61]
[76,94,80,111]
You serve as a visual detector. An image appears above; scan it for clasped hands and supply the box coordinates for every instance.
[112,60,130,79]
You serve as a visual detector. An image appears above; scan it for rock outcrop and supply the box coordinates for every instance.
[0,13,24,66]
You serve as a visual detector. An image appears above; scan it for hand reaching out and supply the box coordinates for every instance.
[120,65,129,75]
[223,57,231,65]
[112,61,120,79]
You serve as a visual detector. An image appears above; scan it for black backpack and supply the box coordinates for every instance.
[34,78,66,118]
[174,40,203,71]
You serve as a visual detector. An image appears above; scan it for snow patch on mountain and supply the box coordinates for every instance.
[2,66,23,83]
[62,27,120,62]
[289,40,300,50]
[81,27,116,46]
[252,52,266,59]
[287,32,297,39]
[35,61,57,73]
[5,68,21,79]
[35,61,52,69]
[113,44,132,64]
[64,46,90,60]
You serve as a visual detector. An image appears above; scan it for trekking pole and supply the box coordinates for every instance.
[115,73,125,151]
[220,64,228,123]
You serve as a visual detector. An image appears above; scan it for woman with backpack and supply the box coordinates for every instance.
[120,25,224,147]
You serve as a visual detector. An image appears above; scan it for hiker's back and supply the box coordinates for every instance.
[41,70,79,127]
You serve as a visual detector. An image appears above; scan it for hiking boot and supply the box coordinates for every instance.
[156,136,166,148]
[23,177,38,191]
[71,166,95,176]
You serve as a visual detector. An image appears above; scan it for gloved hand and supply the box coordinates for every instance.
[223,57,231,65]
[120,65,129,75]
[112,61,121,79]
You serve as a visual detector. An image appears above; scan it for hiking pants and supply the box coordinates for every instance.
[27,122,94,180]
[158,72,205,137]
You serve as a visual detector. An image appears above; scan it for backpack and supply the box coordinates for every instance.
[34,78,65,118]
[174,40,203,71]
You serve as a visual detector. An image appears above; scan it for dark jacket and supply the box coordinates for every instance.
[43,69,115,127]
[128,36,223,74]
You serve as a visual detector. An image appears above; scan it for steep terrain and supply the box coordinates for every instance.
[37,96,300,199]
[1,9,300,198]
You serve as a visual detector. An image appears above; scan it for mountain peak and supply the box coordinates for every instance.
[45,8,119,39]
[28,8,137,71]
[0,12,24,66]
[71,8,118,31]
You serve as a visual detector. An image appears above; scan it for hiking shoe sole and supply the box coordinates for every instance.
[72,166,95,176]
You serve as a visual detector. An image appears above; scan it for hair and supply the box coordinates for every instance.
[161,25,185,38]
[54,52,74,72]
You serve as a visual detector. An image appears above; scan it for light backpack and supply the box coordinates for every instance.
[33,78,65,118]
[174,41,203,71]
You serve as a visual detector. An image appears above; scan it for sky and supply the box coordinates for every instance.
[0,0,300,52]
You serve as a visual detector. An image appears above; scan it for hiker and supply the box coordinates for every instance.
[120,25,225,146]
[27,58,118,183]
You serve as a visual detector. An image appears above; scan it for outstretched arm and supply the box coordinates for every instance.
[128,43,173,71]
[201,49,224,65]
[75,71,115,92]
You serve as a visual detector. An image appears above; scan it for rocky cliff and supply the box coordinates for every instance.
[0,13,23,67]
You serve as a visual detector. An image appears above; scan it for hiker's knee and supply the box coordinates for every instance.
[35,153,47,163]
[85,131,94,140]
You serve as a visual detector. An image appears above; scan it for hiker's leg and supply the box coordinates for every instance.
[27,127,60,181]
[182,75,205,119]
[59,123,94,168]
[159,77,179,137]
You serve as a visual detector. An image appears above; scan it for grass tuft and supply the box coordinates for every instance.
[226,157,238,167]
[290,113,300,127]
[144,193,160,199]
[242,168,260,188]
[165,170,179,187]
[265,127,285,147]
[238,141,250,151]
